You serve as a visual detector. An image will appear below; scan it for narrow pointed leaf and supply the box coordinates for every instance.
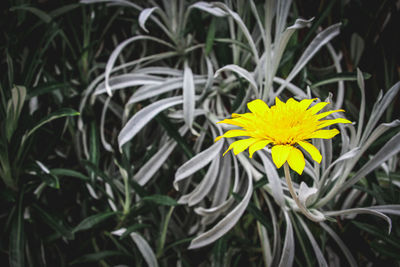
[183,61,195,130]
[139,7,159,33]
[188,171,253,249]
[118,96,183,148]
[174,140,223,190]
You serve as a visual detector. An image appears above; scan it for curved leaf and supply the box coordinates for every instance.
[174,140,223,190]
[215,64,258,95]
[139,7,159,33]
[118,96,183,148]
[278,211,295,267]
[188,170,253,249]
[183,61,196,130]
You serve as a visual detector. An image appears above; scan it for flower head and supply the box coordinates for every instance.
[215,98,351,174]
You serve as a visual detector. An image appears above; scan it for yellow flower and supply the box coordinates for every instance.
[215,98,351,175]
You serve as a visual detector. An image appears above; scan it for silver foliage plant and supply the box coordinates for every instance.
[80,0,400,266]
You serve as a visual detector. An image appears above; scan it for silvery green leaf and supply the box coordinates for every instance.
[274,0,293,39]
[301,158,317,182]
[297,217,328,267]
[135,128,188,186]
[258,151,285,207]
[130,232,159,267]
[366,205,400,216]
[94,74,163,95]
[187,153,220,206]
[361,81,400,144]
[194,154,238,216]
[194,197,234,216]
[249,0,266,48]
[188,170,253,249]
[212,2,259,62]
[272,77,307,97]
[192,121,211,153]
[9,85,26,119]
[135,140,175,186]
[132,67,183,76]
[80,0,140,9]
[183,61,195,131]
[174,140,223,190]
[258,220,272,267]
[168,109,205,120]
[319,147,360,188]
[278,211,294,267]
[178,156,220,206]
[262,191,280,266]
[325,43,345,109]
[6,86,26,140]
[350,33,364,67]
[110,51,179,73]
[355,68,366,144]
[341,131,400,193]
[210,151,233,206]
[104,36,173,96]
[236,152,264,180]
[204,56,214,92]
[320,223,358,267]
[29,96,38,115]
[188,2,227,17]
[273,23,341,99]
[127,78,180,105]
[118,96,183,148]
[111,228,126,236]
[298,182,317,208]
[292,23,341,75]
[358,120,400,157]
[97,94,123,119]
[112,229,158,267]
[86,183,99,199]
[215,64,258,96]
[105,183,117,211]
[139,7,159,33]
[271,18,313,79]
[322,138,333,173]
[324,208,392,234]
[100,97,113,152]
[36,160,50,174]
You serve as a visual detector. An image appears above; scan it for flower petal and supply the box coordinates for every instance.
[223,138,258,156]
[317,118,352,129]
[298,98,317,110]
[271,145,292,168]
[297,141,322,163]
[286,98,298,108]
[214,129,251,142]
[287,147,305,175]
[217,118,247,127]
[314,109,344,120]
[307,102,329,115]
[308,129,340,139]
[247,99,269,116]
[275,97,284,109]
[249,140,272,158]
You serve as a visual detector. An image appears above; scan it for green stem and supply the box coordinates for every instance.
[156,206,174,258]
[122,174,130,216]
[283,163,320,222]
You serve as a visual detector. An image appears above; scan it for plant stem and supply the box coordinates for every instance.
[283,163,320,222]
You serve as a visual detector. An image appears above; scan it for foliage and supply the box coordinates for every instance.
[1,0,399,266]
